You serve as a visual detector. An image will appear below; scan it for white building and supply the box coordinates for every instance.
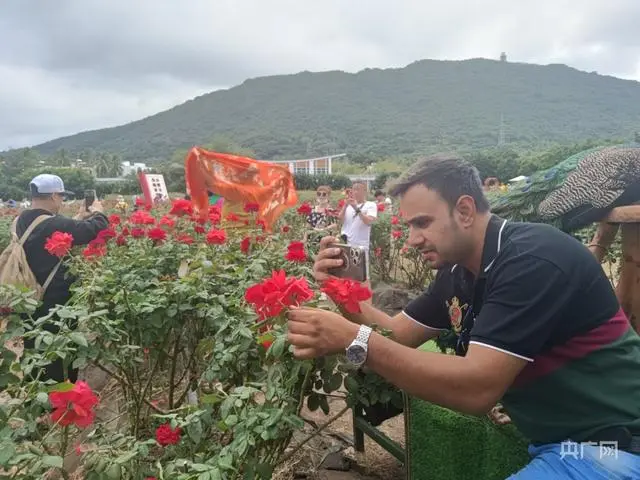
[268,153,346,176]
[121,161,148,177]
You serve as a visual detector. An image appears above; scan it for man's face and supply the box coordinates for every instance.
[352,183,366,202]
[399,184,474,269]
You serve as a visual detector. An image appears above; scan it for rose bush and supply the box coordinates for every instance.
[0,200,404,479]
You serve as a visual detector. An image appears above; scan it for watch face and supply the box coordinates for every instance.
[346,344,367,365]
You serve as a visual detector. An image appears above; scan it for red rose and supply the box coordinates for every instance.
[240,236,251,254]
[194,225,206,234]
[130,210,155,225]
[392,229,403,239]
[377,203,385,212]
[44,231,73,257]
[245,270,314,320]
[281,225,290,233]
[159,216,175,229]
[108,214,121,225]
[285,241,306,262]
[209,212,221,225]
[82,239,107,259]
[176,233,194,245]
[155,423,181,446]
[226,213,240,222]
[169,199,193,217]
[206,229,227,245]
[147,227,167,243]
[297,203,312,216]
[244,203,259,213]
[131,228,145,238]
[321,278,372,314]
[49,381,99,428]
[116,235,127,246]
[391,216,399,225]
[97,228,117,242]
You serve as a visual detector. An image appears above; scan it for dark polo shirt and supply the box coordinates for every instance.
[403,215,640,445]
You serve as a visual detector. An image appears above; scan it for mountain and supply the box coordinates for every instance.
[30,58,640,162]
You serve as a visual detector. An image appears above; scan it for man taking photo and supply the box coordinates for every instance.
[16,174,108,383]
[288,155,640,478]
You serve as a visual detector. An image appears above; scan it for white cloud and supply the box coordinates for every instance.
[1,0,639,150]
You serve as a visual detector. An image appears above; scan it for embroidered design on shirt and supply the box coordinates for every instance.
[446,296,469,333]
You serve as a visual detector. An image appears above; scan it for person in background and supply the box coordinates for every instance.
[17,174,109,383]
[307,185,336,231]
[374,190,392,209]
[338,182,377,253]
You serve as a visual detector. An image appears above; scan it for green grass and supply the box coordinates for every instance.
[404,342,530,479]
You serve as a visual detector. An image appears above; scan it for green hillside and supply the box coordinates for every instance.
[30,58,640,162]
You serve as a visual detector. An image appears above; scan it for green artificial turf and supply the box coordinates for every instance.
[404,341,530,479]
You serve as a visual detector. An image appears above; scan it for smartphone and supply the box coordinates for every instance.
[84,189,97,211]
[327,243,368,282]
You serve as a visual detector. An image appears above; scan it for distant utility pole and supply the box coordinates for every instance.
[498,113,506,146]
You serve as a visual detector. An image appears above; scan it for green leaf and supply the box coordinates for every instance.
[307,393,320,412]
[269,336,286,358]
[0,441,16,465]
[42,455,64,468]
[201,393,222,405]
[36,391,49,406]
[345,376,359,393]
[70,332,88,347]
[256,463,274,479]
[319,395,330,415]
[0,373,19,388]
[48,382,75,393]
[187,420,203,444]
[325,373,343,392]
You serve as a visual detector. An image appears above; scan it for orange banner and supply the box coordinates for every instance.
[184,147,298,231]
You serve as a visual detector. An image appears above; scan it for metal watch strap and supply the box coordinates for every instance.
[356,325,372,345]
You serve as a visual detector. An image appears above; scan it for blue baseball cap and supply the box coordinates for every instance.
[29,174,74,196]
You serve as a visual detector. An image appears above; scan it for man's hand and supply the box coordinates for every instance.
[287,306,358,359]
[312,236,345,283]
[74,200,105,220]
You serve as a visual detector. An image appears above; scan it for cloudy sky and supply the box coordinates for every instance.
[1,0,639,151]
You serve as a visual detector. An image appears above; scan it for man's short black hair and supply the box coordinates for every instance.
[389,154,490,213]
[29,184,53,200]
[374,190,384,197]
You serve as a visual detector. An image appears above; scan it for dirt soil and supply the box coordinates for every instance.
[274,396,405,480]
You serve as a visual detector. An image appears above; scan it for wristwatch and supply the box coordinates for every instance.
[345,325,372,367]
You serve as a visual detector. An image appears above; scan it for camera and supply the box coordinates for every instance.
[327,243,368,282]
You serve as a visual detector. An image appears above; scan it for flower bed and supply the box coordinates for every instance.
[0,199,411,479]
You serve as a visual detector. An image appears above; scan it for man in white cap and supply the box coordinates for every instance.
[16,174,108,383]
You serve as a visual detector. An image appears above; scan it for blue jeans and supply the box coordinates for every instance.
[509,442,640,479]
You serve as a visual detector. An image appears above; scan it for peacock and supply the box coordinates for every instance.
[488,144,640,232]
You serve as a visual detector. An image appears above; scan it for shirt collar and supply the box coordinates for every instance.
[450,214,507,277]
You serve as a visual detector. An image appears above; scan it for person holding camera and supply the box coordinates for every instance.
[15,174,109,382]
[338,182,377,252]
[288,155,640,478]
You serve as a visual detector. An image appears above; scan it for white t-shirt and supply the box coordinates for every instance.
[341,201,377,249]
